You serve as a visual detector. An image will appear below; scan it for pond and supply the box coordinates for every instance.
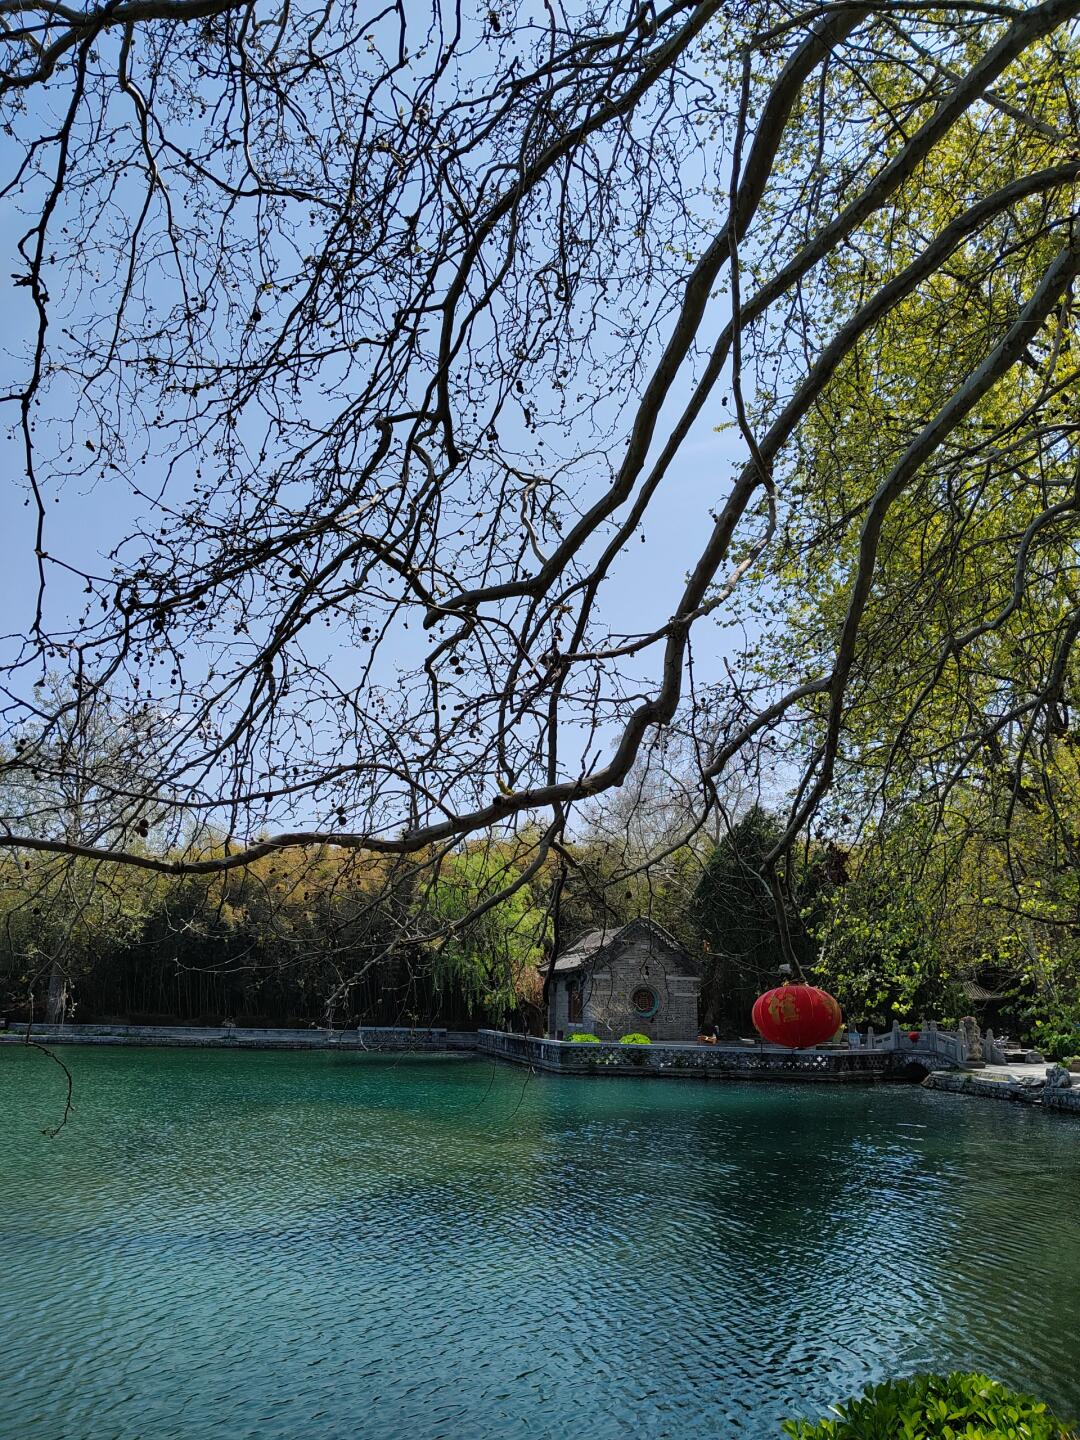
[2,1046,1079,1439]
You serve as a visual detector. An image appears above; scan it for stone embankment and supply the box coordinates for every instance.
[0,1022,477,1052]
[2,1022,956,1078]
[924,1063,1080,1115]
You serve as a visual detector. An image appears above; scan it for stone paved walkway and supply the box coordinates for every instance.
[970,1061,1051,1082]
[925,1062,1080,1115]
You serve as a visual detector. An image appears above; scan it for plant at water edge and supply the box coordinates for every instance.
[1028,1023,1080,1064]
[781,1373,1077,1439]
[619,1033,651,1064]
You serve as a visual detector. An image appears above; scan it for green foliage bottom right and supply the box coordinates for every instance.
[782,1373,1077,1440]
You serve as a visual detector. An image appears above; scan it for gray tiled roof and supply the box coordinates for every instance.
[547,927,613,974]
[541,917,690,976]
[960,979,1004,1002]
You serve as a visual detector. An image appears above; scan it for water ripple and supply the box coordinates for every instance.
[2,1048,1080,1439]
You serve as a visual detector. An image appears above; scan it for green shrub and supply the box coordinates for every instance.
[567,1032,600,1043]
[619,1033,651,1045]
[1030,1023,1079,1062]
[781,1373,1077,1439]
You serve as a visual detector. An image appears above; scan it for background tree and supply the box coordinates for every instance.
[693,805,796,1032]
[1,681,165,1018]
[807,820,958,1030]
[415,844,548,1027]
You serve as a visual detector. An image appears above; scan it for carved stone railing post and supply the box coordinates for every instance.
[984,1028,1005,1065]
[959,1015,984,1066]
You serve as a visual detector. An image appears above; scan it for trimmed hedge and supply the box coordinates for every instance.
[619,1033,651,1045]
[566,1033,600,1043]
[782,1373,1077,1440]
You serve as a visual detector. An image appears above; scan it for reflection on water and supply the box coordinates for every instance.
[2,1047,1079,1439]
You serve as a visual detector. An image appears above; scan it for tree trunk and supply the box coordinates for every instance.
[46,960,68,1024]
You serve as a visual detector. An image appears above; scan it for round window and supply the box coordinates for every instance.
[631,985,659,1018]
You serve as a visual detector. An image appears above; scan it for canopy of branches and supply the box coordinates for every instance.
[1,0,1077,998]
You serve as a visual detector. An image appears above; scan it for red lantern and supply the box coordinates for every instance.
[908,1030,921,1043]
[752,983,843,1049]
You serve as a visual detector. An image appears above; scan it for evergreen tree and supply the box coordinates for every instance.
[692,807,789,1034]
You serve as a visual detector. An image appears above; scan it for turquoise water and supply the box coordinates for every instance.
[2,1047,1080,1439]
